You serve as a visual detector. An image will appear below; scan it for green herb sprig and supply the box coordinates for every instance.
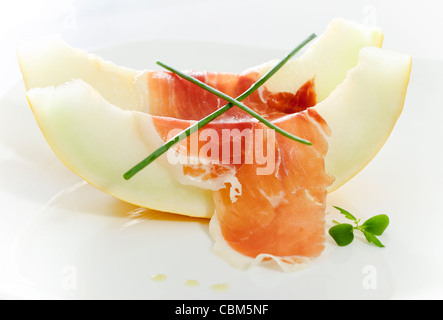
[329,206,389,247]
[124,33,316,180]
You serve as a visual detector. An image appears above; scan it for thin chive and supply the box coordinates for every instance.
[157,61,311,145]
[124,33,316,180]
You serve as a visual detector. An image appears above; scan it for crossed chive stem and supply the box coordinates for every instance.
[124,33,317,180]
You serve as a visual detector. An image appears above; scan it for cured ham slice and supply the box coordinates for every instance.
[149,71,333,264]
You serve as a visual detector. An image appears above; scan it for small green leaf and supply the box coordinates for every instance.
[361,214,389,236]
[333,206,357,222]
[362,230,385,248]
[329,223,355,247]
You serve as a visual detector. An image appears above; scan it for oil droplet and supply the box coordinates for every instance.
[210,283,229,291]
[184,280,200,287]
[151,273,167,282]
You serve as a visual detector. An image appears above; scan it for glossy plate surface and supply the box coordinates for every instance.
[0,40,442,299]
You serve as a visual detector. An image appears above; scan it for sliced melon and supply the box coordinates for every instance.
[318,47,411,191]
[17,35,148,112]
[253,18,383,102]
[19,18,408,218]
[26,47,411,218]
[26,81,214,218]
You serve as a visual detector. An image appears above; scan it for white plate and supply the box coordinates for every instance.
[1,40,443,300]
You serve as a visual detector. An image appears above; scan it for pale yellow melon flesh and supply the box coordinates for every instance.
[316,47,411,191]
[17,35,147,111]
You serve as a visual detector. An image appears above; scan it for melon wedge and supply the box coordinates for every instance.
[17,35,147,112]
[253,18,383,102]
[25,47,411,218]
[318,47,411,191]
[26,80,215,217]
